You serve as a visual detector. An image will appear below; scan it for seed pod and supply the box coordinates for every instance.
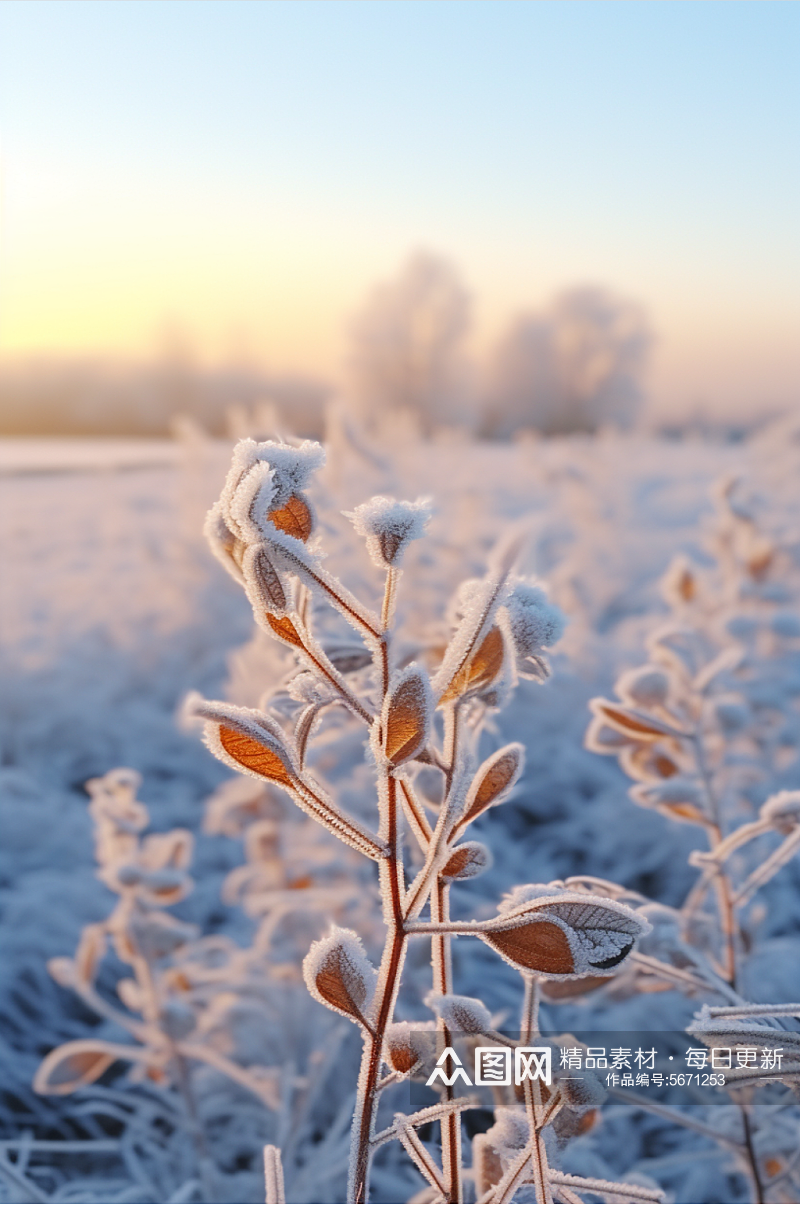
[441,841,492,881]
[303,927,377,1028]
[382,664,433,767]
[458,744,525,831]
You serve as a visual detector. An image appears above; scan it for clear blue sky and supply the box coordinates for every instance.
[1,0,797,413]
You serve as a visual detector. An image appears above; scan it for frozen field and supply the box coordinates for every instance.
[2,423,800,1203]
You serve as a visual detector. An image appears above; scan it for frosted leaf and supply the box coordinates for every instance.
[227,460,277,543]
[688,1006,800,1054]
[620,743,682,783]
[241,544,290,617]
[661,555,697,606]
[631,778,706,824]
[427,992,492,1035]
[34,1039,129,1095]
[433,535,522,703]
[203,500,245,582]
[481,892,649,978]
[303,926,377,1027]
[484,1107,530,1156]
[183,695,296,787]
[440,841,492,881]
[585,714,634,753]
[502,577,565,657]
[616,665,671,708]
[761,791,800,834]
[380,663,433,767]
[589,699,679,740]
[346,495,432,567]
[385,1021,435,1074]
[128,913,200,961]
[559,1068,607,1112]
[74,924,106,984]
[460,743,525,829]
[440,623,508,703]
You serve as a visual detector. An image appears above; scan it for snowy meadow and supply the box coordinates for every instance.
[2,416,800,1205]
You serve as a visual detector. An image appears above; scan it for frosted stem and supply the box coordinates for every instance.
[348,774,407,1204]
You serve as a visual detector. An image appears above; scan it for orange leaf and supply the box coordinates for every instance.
[266,613,304,648]
[461,745,523,827]
[218,726,294,787]
[384,668,431,766]
[440,626,504,704]
[34,1041,119,1095]
[596,703,672,739]
[268,494,313,541]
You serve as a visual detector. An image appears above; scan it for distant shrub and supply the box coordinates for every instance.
[483,287,652,438]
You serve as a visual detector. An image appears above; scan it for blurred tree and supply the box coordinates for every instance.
[483,287,652,437]
[346,251,475,433]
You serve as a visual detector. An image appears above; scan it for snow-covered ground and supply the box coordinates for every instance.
[2,425,799,1203]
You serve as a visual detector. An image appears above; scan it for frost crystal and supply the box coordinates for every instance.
[346,495,432,568]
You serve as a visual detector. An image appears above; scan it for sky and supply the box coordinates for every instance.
[0,0,798,418]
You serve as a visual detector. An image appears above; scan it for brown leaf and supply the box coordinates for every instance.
[218,726,294,787]
[384,668,431,766]
[484,919,575,974]
[440,626,505,704]
[268,494,313,541]
[307,938,374,1027]
[266,613,304,648]
[34,1041,118,1095]
[441,842,491,881]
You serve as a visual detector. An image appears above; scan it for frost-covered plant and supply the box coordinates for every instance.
[188,437,656,1204]
[33,768,283,1202]
[586,477,800,1203]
